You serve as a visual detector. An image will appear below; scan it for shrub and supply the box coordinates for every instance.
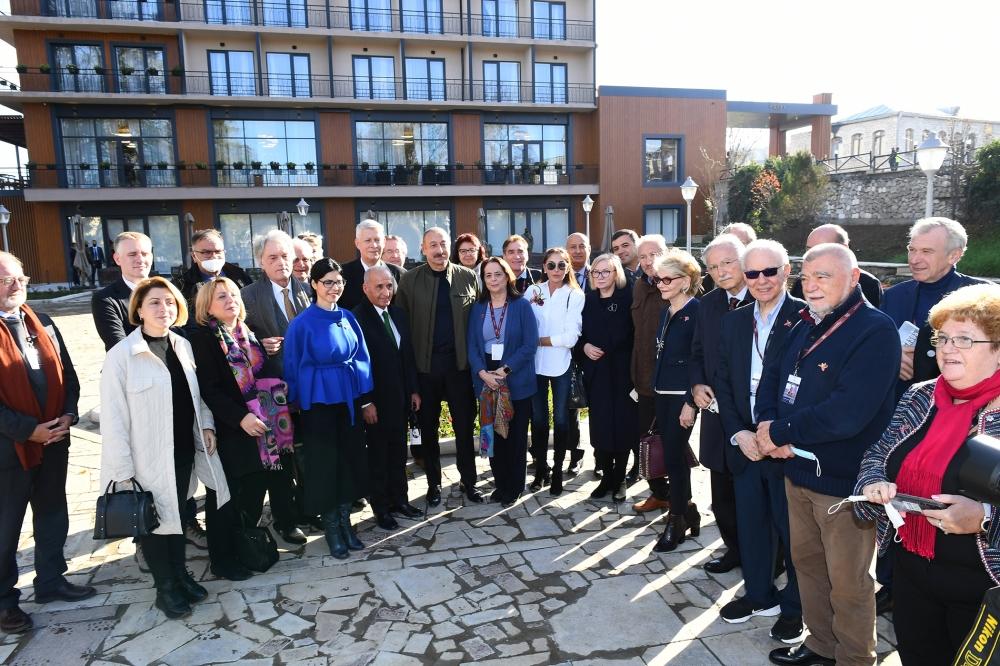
[967,140,1000,225]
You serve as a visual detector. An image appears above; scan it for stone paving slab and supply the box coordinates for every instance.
[0,298,901,664]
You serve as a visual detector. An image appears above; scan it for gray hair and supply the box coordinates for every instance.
[0,250,23,270]
[423,226,450,243]
[803,242,858,271]
[254,229,294,261]
[588,253,627,290]
[356,219,385,240]
[703,233,746,263]
[364,264,397,288]
[385,234,408,254]
[719,222,757,244]
[809,223,850,246]
[636,234,667,251]
[742,239,790,270]
[566,232,591,248]
[909,217,968,254]
[191,228,224,246]
[297,232,323,255]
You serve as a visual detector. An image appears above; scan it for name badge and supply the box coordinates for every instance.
[750,374,761,397]
[781,374,801,405]
[24,346,41,370]
[491,343,504,361]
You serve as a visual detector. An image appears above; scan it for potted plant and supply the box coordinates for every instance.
[232,160,245,170]
[66,64,79,75]
[575,163,584,170]
[147,67,159,77]
[215,159,226,170]
[99,160,111,170]
[170,65,184,77]
[338,163,347,170]
[175,160,186,170]
[250,160,262,170]
[360,162,369,172]
[475,160,485,170]
[195,162,207,170]
[375,161,390,185]
[304,162,315,172]
[285,161,296,171]
[120,65,134,76]
[269,161,281,171]
[320,163,331,170]
[422,160,438,185]
[78,162,90,170]
[554,162,564,174]
[39,64,51,74]
[25,161,36,171]
[157,160,168,170]
[93,65,104,75]
[15,64,27,74]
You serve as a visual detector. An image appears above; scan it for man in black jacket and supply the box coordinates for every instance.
[91,231,153,351]
[503,235,541,294]
[173,229,252,315]
[85,239,104,286]
[338,219,404,311]
[354,267,422,529]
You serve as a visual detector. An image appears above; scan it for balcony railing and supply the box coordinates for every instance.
[7,0,596,40]
[13,163,599,189]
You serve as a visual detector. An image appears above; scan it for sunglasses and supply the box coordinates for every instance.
[652,275,683,285]
[545,261,568,271]
[743,266,781,280]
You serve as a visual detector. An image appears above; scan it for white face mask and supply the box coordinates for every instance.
[200,258,225,274]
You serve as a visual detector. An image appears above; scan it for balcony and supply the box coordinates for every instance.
[5,0,596,41]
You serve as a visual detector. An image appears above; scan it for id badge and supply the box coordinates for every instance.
[491,343,504,361]
[24,346,40,370]
[781,374,801,405]
[749,374,761,397]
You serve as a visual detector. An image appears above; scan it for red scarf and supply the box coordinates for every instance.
[0,306,67,470]
[896,370,1000,558]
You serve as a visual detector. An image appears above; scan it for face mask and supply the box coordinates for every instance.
[200,258,225,274]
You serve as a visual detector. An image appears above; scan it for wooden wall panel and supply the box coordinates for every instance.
[571,111,598,166]
[22,103,56,165]
[175,109,209,165]
[324,198,356,262]
[453,197,482,238]
[318,111,353,166]
[452,113,481,166]
[183,200,215,232]
[0,197,68,283]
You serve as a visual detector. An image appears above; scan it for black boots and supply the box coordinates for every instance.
[338,504,364,551]
[529,463,550,492]
[323,511,348,559]
[174,568,208,603]
[154,577,192,619]
[653,503,700,553]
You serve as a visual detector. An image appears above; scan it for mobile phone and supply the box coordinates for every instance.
[890,493,947,513]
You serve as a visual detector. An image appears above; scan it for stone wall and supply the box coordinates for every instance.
[818,169,956,226]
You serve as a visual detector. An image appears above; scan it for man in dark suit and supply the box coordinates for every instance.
[714,239,805,644]
[338,219,404,311]
[611,229,641,285]
[173,228,252,314]
[240,229,310,545]
[91,232,152,352]
[354,266,422,529]
[789,224,882,308]
[503,235,541,294]
[564,232,592,475]
[86,240,104,286]
[691,233,754,574]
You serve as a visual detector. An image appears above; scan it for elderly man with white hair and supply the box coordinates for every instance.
[382,235,408,268]
[339,219,405,310]
[755,243,900,666]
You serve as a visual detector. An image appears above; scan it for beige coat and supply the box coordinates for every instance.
[99,327,230,535]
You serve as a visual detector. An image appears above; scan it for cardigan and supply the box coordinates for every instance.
[854,380,1000,583]
[526,282,584,377]
[467,297,539,401]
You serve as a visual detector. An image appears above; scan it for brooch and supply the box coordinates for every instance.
[818,362,828,372]
[530,289,546,307]
[784,320,793,328]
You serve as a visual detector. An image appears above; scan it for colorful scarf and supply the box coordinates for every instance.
[479,381,513,458]
[211,318,293,470]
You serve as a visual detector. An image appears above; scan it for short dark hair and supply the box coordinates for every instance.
[308,258,343,303]
[611,229,639,244]
[478,257,521,301]
[452,233,488,265]
[502,235,529,253]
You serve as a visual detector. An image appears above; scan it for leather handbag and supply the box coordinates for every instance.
[93,479,160,540]
[235,513,279,572]
[639,419,699,480]
[568,362,588,409]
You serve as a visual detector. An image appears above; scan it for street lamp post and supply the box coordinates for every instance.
[0,204,10,253]
[581,195,594,239]
[680,177,698,254]
[917,135,949,218]
[296,198,310,219]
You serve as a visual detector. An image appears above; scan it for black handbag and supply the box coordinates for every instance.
[568,363,588,409]
[93,479,160,540]
[235,513,279,572]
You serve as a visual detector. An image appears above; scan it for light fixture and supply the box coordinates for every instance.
[680,177,698,254]
[115,121,132,137]
[917,135,949,217]
[296,198,309,217]
[581,195,594,238]
[0,204,10,253]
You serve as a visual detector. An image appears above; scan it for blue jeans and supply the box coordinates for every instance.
[530,367,572,471]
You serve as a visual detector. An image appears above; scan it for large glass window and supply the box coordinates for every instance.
[872,130,884,155]
[402,0,442,32]
[533,63,566,103]
[264,0,307,26]
[405,58,445,100]
[355,121,448,169]
[53,44,104,93]
[532,1,565,39]
[108,0,160,19]
[205,0,252,24]
[266,53,311,97]
[220,212,323,269]
[209,51,256,96]
[46,0,97,18]
[350,0,392,31]
[362,210,450,262]
[483,61,520,102]
[486,208,568,254]
[643,137,680,184]
[484,122,566,171]
[644,208,679,243]
[213,119,318,186]
[482,0,517,37]
[60,117,175,189]
[353,56,396,100]
[115,47,165,94]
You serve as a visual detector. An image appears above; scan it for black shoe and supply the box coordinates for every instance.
[426,486,442,507]
[462,485,485,504]
[0,607,32,633]
[490,489,503,503]
[875,586,893,615]
[719,596,780,624]
[154,579,192,619]
[768,644,834,665]
[323,514,348,560]
[612,482,627,503]
[625,465,640,485]
[184,519,208,550]
[390,502,423,519]
[376,512,400,530]
[566,459,583,476]
[211,563,252,582]
[338,504,365,551]
[529,471,550,492]
[704,552,740,574]
[591,468,603,480]
[34,581,98,604]
[352,498,367,510]
[278,526,308,546]
[175,569,208,603]
[770,614,805,644]
[652,512,689,553]
[550,469,564,496]
[590,480,610,499]
[298,515,325,532]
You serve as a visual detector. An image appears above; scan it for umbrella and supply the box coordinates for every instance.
[477,208,488,253]
[72,217,89,285]
[600,205,615,253]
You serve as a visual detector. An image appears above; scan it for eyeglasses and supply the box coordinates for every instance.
[193,249,225,258]
[0,276,30,288]
[744,266,781,280]
[931,334,1000,350]
[317,279,345,289]
[652,275,683,285]
[546,261,568,271]
[591,269,613,279]
[458,247,479,255]
[706,258,739,273]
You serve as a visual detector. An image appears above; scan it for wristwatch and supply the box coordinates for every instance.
[982,502,993,533]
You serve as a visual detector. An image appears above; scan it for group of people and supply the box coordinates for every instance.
[0,211,997,666]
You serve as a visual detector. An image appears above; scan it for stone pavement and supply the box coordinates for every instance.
[2,295,902,665]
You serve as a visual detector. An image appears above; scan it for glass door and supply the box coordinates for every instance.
[266,53,310,97]
[115,47,165,94]
[511,141,541,182]
[209,51,256,96]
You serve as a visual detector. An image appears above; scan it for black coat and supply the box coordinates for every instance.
[91,278,135,352]
[514,268,543,295]
[174,262,253,303]
[577,286,637,452]
[338,260,405,311]
[352,301,419,439]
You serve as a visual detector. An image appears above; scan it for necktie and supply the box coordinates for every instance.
[728,296,740,311]
[282,288,296,322]
[382,311,398,349]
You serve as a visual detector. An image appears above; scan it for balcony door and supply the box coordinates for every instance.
[209,51,256,96]
[53,44,105,92]
[108,0,161,19]
[350,0,392,31]
[534,62,566,103]
[264,0,307,27]
[45,0,96,17]
[266,53,311,97]
[353,56,395,100]
[483,61,519,102]
[405,58,445,100]
[532,1,565,39]
[204,0,253,24]
[482,0,517,37]
[115,47,165,94]
[402,0,442,33]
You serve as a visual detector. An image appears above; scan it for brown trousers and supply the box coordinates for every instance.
[786,479,877,666]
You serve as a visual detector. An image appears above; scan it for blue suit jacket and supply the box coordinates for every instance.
[467,297,539,401]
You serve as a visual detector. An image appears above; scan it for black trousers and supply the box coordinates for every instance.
[417,368,477,489]
[140,457,192,583]
[489,398,530,502]
[711,469,740,558]
[235,465,297,531]
[567,409,583,463]
[638,394,670,500]
[366,424,409,514]
[892,546,993,666]
[0,442,70,609]
[594,449,628,487]
[204,487,241,569]
[653,394,692,509]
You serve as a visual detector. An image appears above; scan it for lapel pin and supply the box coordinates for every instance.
[784,320,793,327]
[818,362,828,372]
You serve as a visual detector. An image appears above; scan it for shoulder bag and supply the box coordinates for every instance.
[93,479,160,540]
[639,418,699,480]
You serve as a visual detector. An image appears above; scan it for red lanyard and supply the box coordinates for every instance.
[489,300,508,340]
[793,301,862,374]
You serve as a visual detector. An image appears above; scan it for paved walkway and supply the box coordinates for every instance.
[2,296,901,665]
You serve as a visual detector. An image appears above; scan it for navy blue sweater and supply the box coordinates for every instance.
[756,287,901,497]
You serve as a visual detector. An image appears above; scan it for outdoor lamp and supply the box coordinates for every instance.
[917,135,948,217]
[582,195,594,238]
[296,198,310,218]
[680,177,698,253]
[0,204,10,253]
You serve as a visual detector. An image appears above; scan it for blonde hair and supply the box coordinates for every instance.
[589,253,626,290]
[929,283,1000,352]
[654,249,702,296]
[128,276,188,327]
[194,277,246,326]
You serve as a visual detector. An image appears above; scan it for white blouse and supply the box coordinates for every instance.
[527,282,584,377]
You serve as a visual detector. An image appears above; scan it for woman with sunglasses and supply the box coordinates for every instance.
[578,253,636,502]
[650,249,703,552]
[526,247,584,496]
[283,259,374,559]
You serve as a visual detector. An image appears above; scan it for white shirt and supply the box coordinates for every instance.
[527,282,584,377]
[373,305,401,347]
[123,278,138,291]
[749,292,786,418]
[270,279,297,322]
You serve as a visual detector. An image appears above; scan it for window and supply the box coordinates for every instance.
[115,47,165,94]
[484,123,566,180]
[921,129,930,142]
[205,0,252,24]
[643,137,680,185]
[108,0,160,19]
[402,0,442,33]
[355,121,448,168]
[46,0,98,18]
[60,117,175,189]
[850,133,863,155]
[266,53,311,97]
[213,119,318,186]
[872,130,884,155]
[209,51,256,96]
[904,128,914,151]
[644,208,680,243]
[533,1,565,39]
[483,61,520,102]
[350,0,392,31]
[938,130,948,141]
[104,215,183,273]
[363,210,450,261]
[405,58,445,100]
[53,44,104,93]
[533,63,566,103]
[482,0,518,37]
[221,212,322,269]
[354,56,396,100]
[486,208,568,254]
[968,133,977,151]
[263,0,307,26]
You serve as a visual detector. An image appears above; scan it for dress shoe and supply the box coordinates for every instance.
[490,489,503,503]
[653,512,690,553]
[323,513,348,559]
[566,459,583,476]
[278,526,308,546]
[0,607,32,633]
[591,468,603,480]
[376,512,399,531]
[338,504,365,551]
[611,482,627,503]
[704,552,740,574]
[211,563,253,582]
[390,502,423,519]
[549,469,564,496]
[174,568,208,603]
[34,580,97,604]
[462,485,486,504]
[426,486,442,507]
[184,519,209,550]
[632,496,670,513]
[875,586,893,615]
[154,578,192,619]
[589,479,611,499]
[625,465,640,485]
[768,644,834,665]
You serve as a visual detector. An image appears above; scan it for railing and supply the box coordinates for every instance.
[717,149,954,181]
[12,163,599,189]
[10,68,184,95]
[6,0,596,40]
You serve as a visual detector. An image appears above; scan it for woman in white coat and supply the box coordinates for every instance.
[100,277,230,620]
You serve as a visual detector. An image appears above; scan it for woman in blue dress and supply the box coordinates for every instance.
[284,258,374,559]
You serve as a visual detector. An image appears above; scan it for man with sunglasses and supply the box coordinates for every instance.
[691,233,754,574]
[714,240,805,643]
